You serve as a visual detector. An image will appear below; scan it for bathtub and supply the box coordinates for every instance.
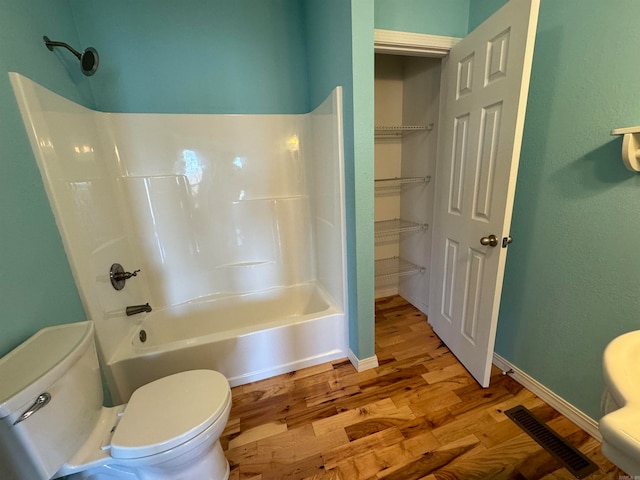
[11,73,349,406]
[104,283,348,404]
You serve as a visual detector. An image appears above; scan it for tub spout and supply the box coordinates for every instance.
[126,303,152,316]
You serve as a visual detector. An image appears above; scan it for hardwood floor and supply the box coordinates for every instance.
[221,295,626,480]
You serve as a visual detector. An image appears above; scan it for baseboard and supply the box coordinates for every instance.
[348,349,379,372]
[493,353,601,441]
[375,286,398,299]
[399,290,429,316]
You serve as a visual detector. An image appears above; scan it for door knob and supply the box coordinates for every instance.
[480,234,499,247]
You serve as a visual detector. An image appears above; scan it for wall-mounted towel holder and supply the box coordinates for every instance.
[611,126,640,171]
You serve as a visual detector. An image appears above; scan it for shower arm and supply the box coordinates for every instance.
[43,37,82,60]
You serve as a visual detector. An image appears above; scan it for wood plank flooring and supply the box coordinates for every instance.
[221,295,626,480]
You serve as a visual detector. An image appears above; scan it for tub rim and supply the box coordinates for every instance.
[108,282,343,362]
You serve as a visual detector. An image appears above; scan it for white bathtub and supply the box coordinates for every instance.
[11,74,349,406]
[105,283,347,404]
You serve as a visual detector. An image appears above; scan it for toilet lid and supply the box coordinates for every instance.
[110,370,230,459]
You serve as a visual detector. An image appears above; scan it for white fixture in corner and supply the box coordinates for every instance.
[599,329,640,475]
[611,126,640,171]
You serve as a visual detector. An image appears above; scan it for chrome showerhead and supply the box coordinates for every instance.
[43,36,99,76]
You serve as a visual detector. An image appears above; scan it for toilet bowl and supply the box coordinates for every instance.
[0,321,231,480]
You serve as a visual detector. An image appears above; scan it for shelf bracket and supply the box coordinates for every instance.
[611,126,640,172]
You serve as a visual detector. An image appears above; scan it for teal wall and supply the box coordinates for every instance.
[350,1,376,359]
[304,0,375,359]
[375,0,469,37]
[494,0,640,420]
[468,0,507,31]
[0,0,88,356]
[69,0,309,114]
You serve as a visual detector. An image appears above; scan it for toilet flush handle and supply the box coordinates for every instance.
[14,392,51,425]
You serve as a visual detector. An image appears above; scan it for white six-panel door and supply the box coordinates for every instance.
[429,0,540,387]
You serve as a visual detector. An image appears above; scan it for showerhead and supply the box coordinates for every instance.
[79,47,99,76]
[43,36,99,76]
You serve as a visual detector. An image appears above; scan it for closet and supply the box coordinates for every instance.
[374,53,441,314]
[372,0,538,387]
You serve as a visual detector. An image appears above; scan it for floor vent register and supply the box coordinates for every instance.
[504,405,599,479]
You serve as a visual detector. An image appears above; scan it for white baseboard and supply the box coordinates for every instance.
[399,290,429,316]
[348,349,379,372]
[375,286,398,299]
[493,353,601,441]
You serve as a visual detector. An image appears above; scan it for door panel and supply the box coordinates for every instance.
[449,114,469,215]
[429,0,539,387]
[462,247,484,343]
[442,238,459,323]
[473,102,502,221]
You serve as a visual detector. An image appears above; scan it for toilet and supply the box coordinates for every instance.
[0,321,232,480]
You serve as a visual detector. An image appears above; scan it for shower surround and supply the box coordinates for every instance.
[10,73,347,403]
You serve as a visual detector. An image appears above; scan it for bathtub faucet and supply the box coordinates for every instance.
[126,303,152,316]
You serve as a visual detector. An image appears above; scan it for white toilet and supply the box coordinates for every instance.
[0,321,232,480]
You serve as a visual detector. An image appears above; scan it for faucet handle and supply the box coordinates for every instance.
[119,269,140,280]
[110,263,141,290]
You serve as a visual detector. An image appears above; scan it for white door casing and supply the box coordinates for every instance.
[429,0,540,387]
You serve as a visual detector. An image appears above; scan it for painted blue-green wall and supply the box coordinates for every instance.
[304,0,375,360]
[375,0,469,37]
[69,0,309,114]
[350,1,376,359]
[495,0,640,420]
[374,0,506,39]
[468,0,507,31]
[0,0,88,356]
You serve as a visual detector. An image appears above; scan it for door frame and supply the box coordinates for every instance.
[372,30,457,312]
[371,29,455,314]
[374,29,461,57]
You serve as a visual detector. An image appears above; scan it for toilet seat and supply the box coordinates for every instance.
[110,370,230,460]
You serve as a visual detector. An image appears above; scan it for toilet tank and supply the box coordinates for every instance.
[0,321,103,480]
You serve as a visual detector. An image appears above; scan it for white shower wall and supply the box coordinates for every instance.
[111,114,317,306]
[10,72,346,365]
